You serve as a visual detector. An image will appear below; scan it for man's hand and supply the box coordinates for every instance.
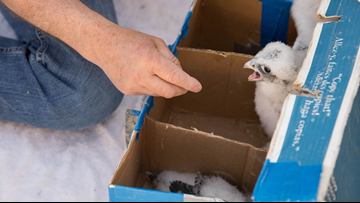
[90,26,202,98]
[2,0,202,98]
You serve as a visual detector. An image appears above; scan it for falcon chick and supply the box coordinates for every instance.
[244,42,301,137]
[244,0,322,137]
[147,171,246,202]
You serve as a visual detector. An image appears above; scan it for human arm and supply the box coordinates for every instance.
[1,0,202,98]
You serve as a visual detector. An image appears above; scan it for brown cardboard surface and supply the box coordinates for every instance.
[110,117,267,195]
[150,48,269,148]
[171,48,258,121]
[179,0,297,53]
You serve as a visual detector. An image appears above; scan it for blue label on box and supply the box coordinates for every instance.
[109,185,184,202]
[254,160,322,202]
[254,0,360,201]
[278,0,360,166]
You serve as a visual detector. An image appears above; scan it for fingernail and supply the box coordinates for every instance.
[193,84,202,93]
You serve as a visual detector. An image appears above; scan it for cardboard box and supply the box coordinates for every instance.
[109,48,268,202]
[253,0,360,201]
[110,0,297,201]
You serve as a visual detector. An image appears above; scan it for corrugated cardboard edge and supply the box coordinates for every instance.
[148,116,266,151]
[177,47,254,59]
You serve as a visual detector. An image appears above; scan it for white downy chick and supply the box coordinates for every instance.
[244,42,301,137]
[244,0,322,137]
[193,173,247,202]
[146,171,197,193]
[147,171,246,202]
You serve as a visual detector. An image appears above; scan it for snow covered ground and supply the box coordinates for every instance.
[0,0,193,201]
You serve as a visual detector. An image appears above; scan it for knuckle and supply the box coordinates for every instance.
[144,52,160,69]
[170,55,181,65]
[155,38,165,45]
[174,58,181,68]
[167,69,181,84]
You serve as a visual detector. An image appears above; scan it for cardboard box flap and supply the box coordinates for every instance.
[253,0,360,201]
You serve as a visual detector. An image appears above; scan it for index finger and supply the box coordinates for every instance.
[153,58,202,93]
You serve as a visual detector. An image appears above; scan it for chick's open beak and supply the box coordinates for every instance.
[243,60,263,82]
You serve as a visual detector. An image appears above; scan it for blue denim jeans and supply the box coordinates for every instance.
[0,0,124,130]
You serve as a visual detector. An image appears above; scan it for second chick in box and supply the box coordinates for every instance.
[147,171,247,202]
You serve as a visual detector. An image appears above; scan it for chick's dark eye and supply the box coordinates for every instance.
[264,67,271,73]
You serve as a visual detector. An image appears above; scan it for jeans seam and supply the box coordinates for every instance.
[35,28,48,65]
[0,47,26,53]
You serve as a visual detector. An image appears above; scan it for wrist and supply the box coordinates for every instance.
[77,15,124,69]
[68,10,114,65]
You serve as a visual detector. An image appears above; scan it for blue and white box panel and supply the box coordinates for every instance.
[253,0,360,201]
